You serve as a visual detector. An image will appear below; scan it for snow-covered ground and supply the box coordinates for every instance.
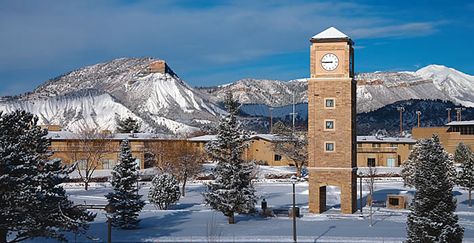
[28,178,474,243]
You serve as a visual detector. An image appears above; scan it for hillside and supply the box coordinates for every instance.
[1,58,473,135]
[0,58,223,134]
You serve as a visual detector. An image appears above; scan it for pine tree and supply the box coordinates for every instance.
[203,91,257,224]
[0,110,95,243]
[148,173,181,210]
[116,116,141,133]
[105,139,145,229]
[455,142,474,207]
[401,143,420,188]
[406,135,464,243]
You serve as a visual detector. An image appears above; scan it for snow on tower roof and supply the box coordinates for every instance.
[311,27,350,40]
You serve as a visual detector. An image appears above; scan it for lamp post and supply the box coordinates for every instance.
[397,107,405,136]
[446,108,452,123]
[455,107,466,121]
[416,111,421,127]
[105,203,116,243]
[290,175,297,243]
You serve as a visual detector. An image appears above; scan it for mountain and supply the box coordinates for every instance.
[0,58,223,134]
[1,59,472,136]
[201,65,474,113]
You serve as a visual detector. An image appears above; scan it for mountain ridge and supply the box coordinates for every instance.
[1,58,473,135]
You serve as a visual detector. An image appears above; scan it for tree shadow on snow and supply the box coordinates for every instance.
[313,225,336,242]
[168,203,201,210]
[138,210,193,237]
[233,213,271,223]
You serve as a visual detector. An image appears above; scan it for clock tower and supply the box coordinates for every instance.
[307,27,357,214]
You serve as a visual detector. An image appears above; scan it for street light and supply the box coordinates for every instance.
[290,175,297,243]
[446,108,452,123]
[416,111,421,127]
[105,203,116,243]
[397,107,405,136]
[455,107,466,121]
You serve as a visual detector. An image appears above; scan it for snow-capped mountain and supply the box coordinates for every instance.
[1,58,472,135]
[202,65,474,113]
[0,58,223,134]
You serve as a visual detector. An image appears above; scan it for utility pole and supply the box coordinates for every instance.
[397,107,405,136]
[289,93,298,135]
[446,108,452,123]
[416,111,421,127]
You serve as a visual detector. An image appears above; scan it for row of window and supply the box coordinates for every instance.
[75,159,141,170]
[323,98,336,151]
[367,157,397,167]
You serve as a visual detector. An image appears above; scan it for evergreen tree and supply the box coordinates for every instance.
[116,116,141,133]
[406,135,464,243]
[401,143,420,188]
[203,92,257,224]
[0,110,95,243]
[105,139,145,229]
[455,142,474,207]
[148,173,181,210]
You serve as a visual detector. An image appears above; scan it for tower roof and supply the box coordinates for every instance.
[311,27,352,44]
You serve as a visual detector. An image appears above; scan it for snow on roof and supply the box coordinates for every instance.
[46,131,79,140]
[251,134,285,142]
[311,27,350,40]
[188,135,217,142]
[357,136,416,144]
[47,131,175,140]
[188,134,416,144]
[446,120,474,126]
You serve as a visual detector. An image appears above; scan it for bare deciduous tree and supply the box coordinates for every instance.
[147,140,203,197]
[271,121,307,177]
[71,123,113,190]
[363,166,377,227]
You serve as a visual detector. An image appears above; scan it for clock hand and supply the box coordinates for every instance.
[322,61,333,63]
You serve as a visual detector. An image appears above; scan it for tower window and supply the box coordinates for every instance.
[324,98,335,109]
[274,154,282,161]
[324,120,335,130]
[324,142,335,152]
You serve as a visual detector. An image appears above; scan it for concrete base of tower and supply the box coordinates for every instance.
[308,167,358,214]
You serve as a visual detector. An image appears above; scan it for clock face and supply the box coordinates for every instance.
[321,53,339,71]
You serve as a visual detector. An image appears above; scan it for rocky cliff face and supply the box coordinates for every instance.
[1,58,223,134]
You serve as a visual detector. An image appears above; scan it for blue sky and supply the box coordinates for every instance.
[0,0,473,96]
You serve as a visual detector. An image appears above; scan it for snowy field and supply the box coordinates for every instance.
[27,177,474,243]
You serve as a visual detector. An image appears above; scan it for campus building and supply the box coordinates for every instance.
[190,134,415,168]
[412,121,474,154]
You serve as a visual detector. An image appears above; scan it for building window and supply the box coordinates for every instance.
[367,158,376,167]
[390,143,398,148]
[387,158,396,167]
[324,120,335,130]
[274,154,282,161]
[135,159,141,169]
[102,159,116,169]
[76,160,87,170]
[372,143,380,148]
[324,142,335,152]
[357,143,362,148]
[409,144,414,150]
[324,98,335,109]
